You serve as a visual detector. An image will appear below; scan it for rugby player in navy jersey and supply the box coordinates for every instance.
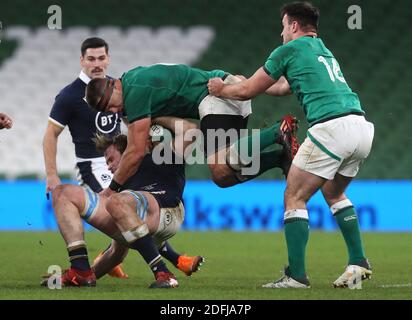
[43,37,121,194]
[42,121,203,289]
[42,37,126,278]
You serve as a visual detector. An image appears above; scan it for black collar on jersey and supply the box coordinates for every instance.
[97,78,115,110]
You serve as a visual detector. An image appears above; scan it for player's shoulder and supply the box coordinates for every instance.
[271,37,319,58]
[55,78,86,104]
[268,41,297,61]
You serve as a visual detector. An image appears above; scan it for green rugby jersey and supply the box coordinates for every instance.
[264,36,364,126]
[120,64,226,122]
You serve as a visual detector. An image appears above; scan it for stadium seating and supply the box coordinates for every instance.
[0,25,215,179]
[0,0,411,179]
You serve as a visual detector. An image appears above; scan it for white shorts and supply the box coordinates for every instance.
[293,115,374,180]
[198,75,252,120]
[152,201,185,247]
[75,156,113,191]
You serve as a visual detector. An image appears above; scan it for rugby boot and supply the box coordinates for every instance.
[262,266,310,289]
[333,259,372,288]
[276,115,300,163]
[177,255,205,276]
[149,271,179,289]
[41,267,96,287]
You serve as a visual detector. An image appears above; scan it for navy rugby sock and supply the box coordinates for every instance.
[159,241,180,267]
[130,234,169,273]
[68,246,91,271]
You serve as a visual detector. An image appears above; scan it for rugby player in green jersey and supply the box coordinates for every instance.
[85,64,299,194]
[208,1,374,288]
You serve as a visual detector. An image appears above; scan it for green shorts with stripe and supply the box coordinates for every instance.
[293,115,374,180]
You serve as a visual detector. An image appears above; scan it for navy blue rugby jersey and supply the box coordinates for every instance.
[121,154,185,208]
[49,75,121,159]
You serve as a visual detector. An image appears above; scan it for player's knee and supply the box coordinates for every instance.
[324,194,348,208]
[52,184,70,205]
[284,185,312,208]
[106,194,123,218]
[107,193,134,219]
[53,184,85,215]
[210,166,236,188]
[212,176,231,188]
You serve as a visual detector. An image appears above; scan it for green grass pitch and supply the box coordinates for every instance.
[0,231,411,300]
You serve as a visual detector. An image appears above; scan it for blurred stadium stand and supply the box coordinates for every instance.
[0,0,411,180]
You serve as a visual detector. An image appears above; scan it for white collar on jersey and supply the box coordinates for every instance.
[79,70,92,84]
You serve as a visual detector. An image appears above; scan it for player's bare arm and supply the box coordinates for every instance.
[43,121,64,192]
[208,67,276,100]
[265,76,292,96]
[107,117,151,194]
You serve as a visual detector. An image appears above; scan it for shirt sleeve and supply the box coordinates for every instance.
[263,45,295,80]
[49,93,73,127]
[123,85,152,123]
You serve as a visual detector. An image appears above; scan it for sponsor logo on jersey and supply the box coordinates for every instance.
[95,112,119,134]
[101,174,111,182]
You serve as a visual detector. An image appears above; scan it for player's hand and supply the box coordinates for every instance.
[207,78,224,96]
[100,188,115,198]
[46,175,61,194]
[0,113,13,130]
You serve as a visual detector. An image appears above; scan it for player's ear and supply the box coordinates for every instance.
[292,20,299,32]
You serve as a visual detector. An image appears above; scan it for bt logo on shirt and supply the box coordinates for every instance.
[95,112,119,134]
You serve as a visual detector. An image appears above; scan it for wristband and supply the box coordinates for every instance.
[109,179,123,192]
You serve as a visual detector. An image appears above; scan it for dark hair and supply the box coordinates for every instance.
[81,37,109,56]
[85,78,115,112]
[281,2,319,32]
[93,133,127,154]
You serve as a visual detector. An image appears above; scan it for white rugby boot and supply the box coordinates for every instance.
[263,267,310,289]
[333,261,372,288]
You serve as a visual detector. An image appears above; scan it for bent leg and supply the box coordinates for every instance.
[51,185,93,276]
[52,184,85,245]
[60,186,129,279]
[105,191,160,234]
[106,191,172,278]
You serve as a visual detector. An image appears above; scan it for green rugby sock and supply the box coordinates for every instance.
[235,149,283,182]
[334,206,366,265]
[234,122,280,157]
[284,211,309,280]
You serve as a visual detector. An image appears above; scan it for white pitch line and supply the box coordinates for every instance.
[380,283,412,288]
